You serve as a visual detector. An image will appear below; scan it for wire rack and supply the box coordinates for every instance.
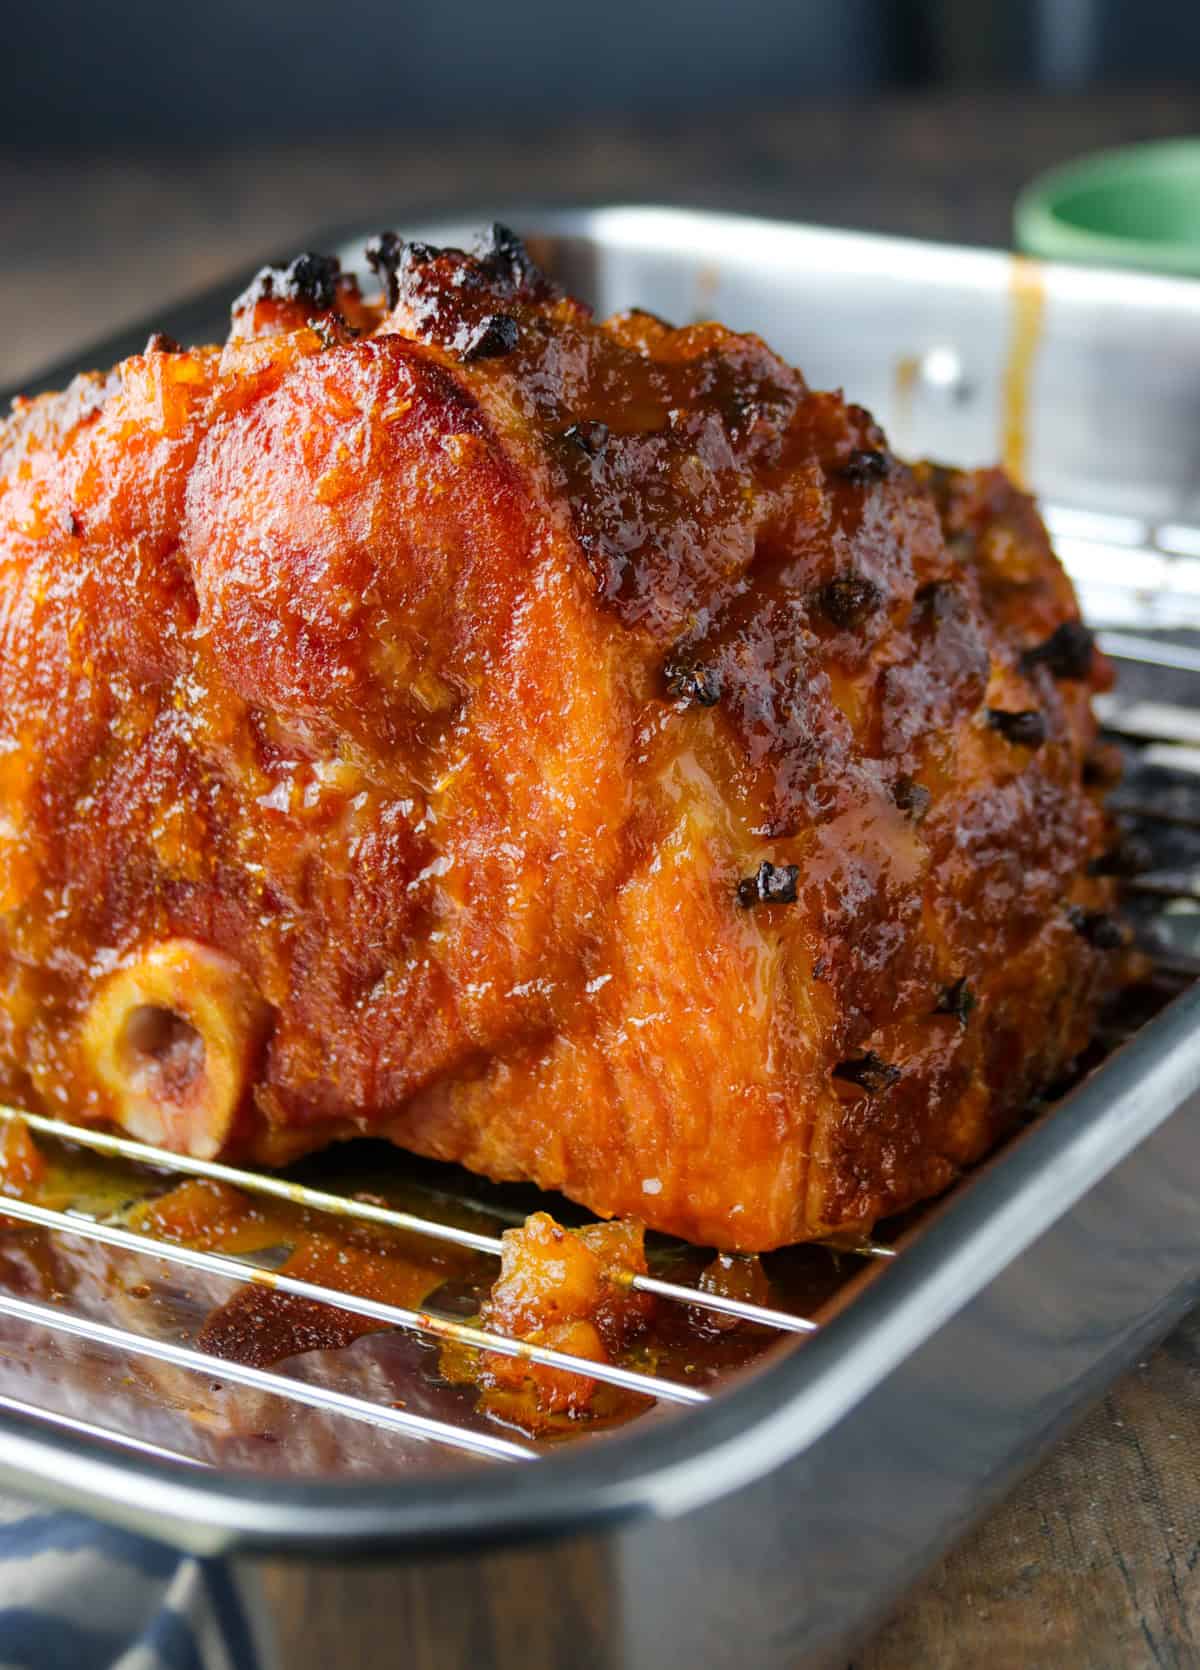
[0,1106,857,1462]
[0,586,1194,1476]
[1046,504,1200,650]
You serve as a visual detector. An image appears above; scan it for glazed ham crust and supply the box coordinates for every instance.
[0,227,1122,1249]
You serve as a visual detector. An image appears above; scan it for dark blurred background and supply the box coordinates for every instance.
[0,0,1198,384]
[4,0,1200,141]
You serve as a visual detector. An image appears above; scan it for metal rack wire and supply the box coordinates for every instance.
[0,1118,843,1466]
[0,1106,886,1466]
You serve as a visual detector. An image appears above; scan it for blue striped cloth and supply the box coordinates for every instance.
[0,1499,272,1670]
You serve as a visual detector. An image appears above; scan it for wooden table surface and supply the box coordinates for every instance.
[3,87,1199,1668]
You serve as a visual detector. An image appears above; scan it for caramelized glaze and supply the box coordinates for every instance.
[0,226,1121,1249]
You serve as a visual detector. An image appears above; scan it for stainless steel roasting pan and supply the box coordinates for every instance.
[2,205,1200,1670]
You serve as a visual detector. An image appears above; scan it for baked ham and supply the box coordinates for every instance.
[0,226,1124,1250]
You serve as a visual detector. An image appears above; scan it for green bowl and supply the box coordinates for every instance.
[1015,138,1200,275]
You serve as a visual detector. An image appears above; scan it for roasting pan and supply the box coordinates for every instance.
[2,205,1200,1670]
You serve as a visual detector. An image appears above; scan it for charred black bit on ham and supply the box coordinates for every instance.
[234,252,342,315]
[1067,906,1125,949]
[986,708,1047,749]
[1022,620,1095,681]
[481,222,537,284]
[563,420,610,458]
[737,861,800,908]
[816,573,883,629]
[892,776,931,821]
[839,448,890,484]
[935,978,976,1025]
[664,656,721,707]
[833,1052,902,1094]
[365,231,405,308]
[461,314,520,362]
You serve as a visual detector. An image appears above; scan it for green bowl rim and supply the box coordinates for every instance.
[1015,137,1200,274]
